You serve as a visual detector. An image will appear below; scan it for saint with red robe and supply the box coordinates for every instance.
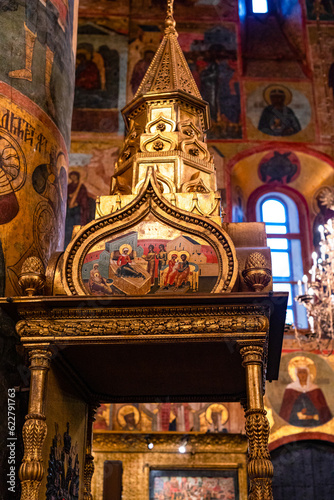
[279,364,332,427]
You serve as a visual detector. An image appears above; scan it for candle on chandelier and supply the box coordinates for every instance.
[318,225,325,241]
[302,274,308,295]
[298,279,302,296]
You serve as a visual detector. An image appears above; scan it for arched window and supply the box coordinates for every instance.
[256,192,307,327]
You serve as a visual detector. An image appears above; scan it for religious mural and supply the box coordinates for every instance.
[231,186,246,223]
[306,0,334,21]
[0,129,26,225]
[150,470,238,500]
[46,423,80,500]
[266,353,334,428]
[0,0,76,145]
[242,0,306,79]
[93,402,240,433]
[78,0,130,17]
[180,24,241,140]
[82,223,219,296]
[127,21,241,140]
[65,148,119,247]
[258,151,300,184]
[308,25,334,141]
[72,20,128,133]
[246,82,314,141]
[65,170,96,248]
[130,0,237,21]
[0,94,69,295]
[127,20,162,100]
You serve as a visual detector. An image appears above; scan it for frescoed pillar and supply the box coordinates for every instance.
[0,0,79,296]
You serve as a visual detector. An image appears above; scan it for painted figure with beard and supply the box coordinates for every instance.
[258,86,301,136]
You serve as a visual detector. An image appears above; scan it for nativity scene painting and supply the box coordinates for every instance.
[81,222,219,296]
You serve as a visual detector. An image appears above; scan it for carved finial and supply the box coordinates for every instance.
[165,0,176,33]
[242,252,271,292]
[18,256,45,296]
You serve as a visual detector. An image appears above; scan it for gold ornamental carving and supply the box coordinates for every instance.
[83,453,95,500]
[19,349,52,500]
[240,346,264,366]
[93,431,248,453]
[245,409,273,500]
[240,345,274,499]
[16,312,269,341]
[83,404,98,499]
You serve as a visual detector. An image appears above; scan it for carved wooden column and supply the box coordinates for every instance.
[83,404,98,500]
[19,348,52,500]
[240,345,273,500]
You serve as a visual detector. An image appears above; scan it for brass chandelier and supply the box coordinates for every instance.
[295,218,334,352]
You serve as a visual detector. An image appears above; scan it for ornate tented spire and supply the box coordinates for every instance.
[134,0,202,99]
[99,0,220,227]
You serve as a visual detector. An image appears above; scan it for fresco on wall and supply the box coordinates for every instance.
[312,186,334,253]
[127,20,161,100]
[180,24,241,140]
[266,353,334,428]
[81,223,219,296]
[0,95,68,295]
[79,0,130,17]
[308,26,334,141]
[72,20,128,133]
[65,171,96,247]
[246,82,314,141]
[128,22,241,140]
[231,186,246,223]
[0,129,27,225]
[258,151,300,184]
[306,0,334,21]
[130,0,237,21]
[46,423,80,500]
[93,402,246,433]
[243,0,307,79]
[0,0,75,145]
[65,148,119,247]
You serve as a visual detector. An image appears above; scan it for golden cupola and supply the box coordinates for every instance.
[97,0,221,225]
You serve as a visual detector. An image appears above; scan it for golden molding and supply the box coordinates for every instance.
[93,432,248,453]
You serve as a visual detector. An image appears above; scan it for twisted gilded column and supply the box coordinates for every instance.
[83,404,98,500]
[240,345,273,500]
[19,349,52,500]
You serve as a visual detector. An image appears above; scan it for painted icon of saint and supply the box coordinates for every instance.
[116,245,145,278]
[279,356,332,427]
[258,85,301,137]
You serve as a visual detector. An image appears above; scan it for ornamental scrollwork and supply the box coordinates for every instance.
[17,314,269,338]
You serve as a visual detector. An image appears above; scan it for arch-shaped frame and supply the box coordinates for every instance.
[63,168,238,295]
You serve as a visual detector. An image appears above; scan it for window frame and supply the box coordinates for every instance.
[256,192,307,327]
[250,0,269,14]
